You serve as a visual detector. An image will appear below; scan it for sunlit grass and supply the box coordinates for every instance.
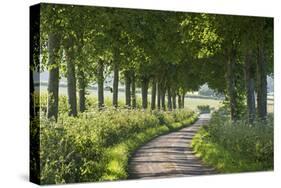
[192,110,273,173]
[38,88,223,112]
[37,91,198,184]
[184,97,222,111]
[192,128,270,173]
[101,114,198,181]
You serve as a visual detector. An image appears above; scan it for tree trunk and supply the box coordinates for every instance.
[178,94,182,109]
[161,88,166,111]
[77,34,86,113]
[151,78,157,110]
[257,44,267,120]
[113,62,119,108]
[47,33,60,120]
[98,60,104,109]
[141,78,149,109]
[172,94,177,109]
[181,92,185,109]
[78,70,86,112]
[167,87,172,111]
[226,49,238,121]
[157,82,161,110]
[131,72,136,108]
[244,50,256,123]
[65,40,77,117]
[124,71,131,108]
[30,67,35,118]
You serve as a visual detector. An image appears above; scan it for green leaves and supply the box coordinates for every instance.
[39,4,273,121]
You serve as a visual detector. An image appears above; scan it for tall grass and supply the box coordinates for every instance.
[192,108,273,173]
[35,94,198,184]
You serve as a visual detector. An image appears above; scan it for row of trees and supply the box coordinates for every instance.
[33,4,273,123]
[212,16,273,122]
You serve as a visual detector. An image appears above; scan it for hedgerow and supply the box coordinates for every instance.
[38,95,197,184]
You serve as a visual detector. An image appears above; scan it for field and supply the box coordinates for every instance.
[39,86,222,112]
[184,97,222,111]
[39,85,274,113]
[267,98,274,113]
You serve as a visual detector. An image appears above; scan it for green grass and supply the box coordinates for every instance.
[101,115,198,181]
[101,126,169,180]
[184,98,222,112]
[191,109,273,173]
[36,92,199,184]
[192,128,271,172]
[38,88,223,112]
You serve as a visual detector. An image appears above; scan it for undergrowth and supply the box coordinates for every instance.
[192,108,273,173]
[37,94,198,184]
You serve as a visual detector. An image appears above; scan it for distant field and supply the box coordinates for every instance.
[38,86,273,113]
[39,86,222,112]
[39,85,141,100]
[268,103,274,113]
[184,98,222,111]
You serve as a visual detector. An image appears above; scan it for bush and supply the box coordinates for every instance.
[192,109,273,172]
[38,101,197,184]
[40,116,105,184]
[36,93,69,115]
[197,105,211,113]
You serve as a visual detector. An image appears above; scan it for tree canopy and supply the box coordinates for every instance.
[36,3,273,122]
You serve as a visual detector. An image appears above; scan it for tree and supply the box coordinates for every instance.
[255,18,273,120]
[64,36,78,117]
[244,49,256,123]
[39,4,273,121]
[131,72,137,108]
[239,17,258,123]
[46,33,60,120]
[40,5,65,120]
[151,78,157,110]
[97,60,105,109]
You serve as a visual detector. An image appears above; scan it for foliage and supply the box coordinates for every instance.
[198,84,216,96]
[38,98,197,184]
[37,92,144,113]
[197,105,211,113]
[31,3,274,184]
[192,108,273,172]
[198,84,224,99]
[102,112,198,181]
[39,4,273,120]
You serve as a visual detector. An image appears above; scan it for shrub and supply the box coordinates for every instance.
[40,116,105,184]
[36,93,69,115]
[38,101,197,184]
[192,109,273,172]
[197,105,211,113]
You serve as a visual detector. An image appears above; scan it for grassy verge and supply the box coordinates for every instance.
[101,113,198,181]
[38,105,198,184]
[192,128,272,172]
[191,110,273,173]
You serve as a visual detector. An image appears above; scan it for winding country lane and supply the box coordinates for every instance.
[128,113,216,179]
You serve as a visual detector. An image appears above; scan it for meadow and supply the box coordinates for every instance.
[39,86,223,112]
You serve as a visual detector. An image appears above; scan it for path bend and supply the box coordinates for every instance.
[128,113,216,179]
